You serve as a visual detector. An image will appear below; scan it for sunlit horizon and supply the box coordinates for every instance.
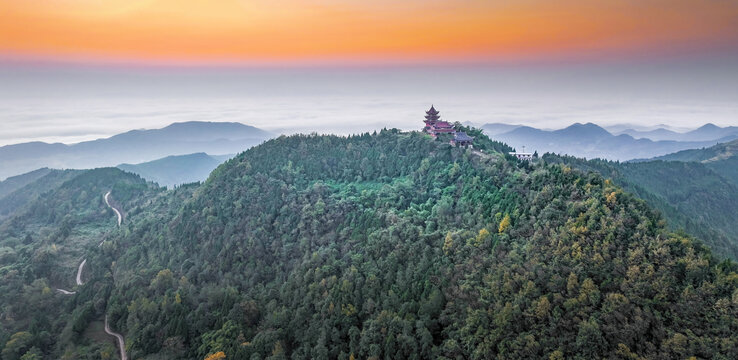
[2,0,738,65]
[2,0,738,146]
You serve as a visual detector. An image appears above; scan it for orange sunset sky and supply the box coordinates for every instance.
[2,0,738,64]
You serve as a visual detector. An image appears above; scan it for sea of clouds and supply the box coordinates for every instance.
[1,59,737,146]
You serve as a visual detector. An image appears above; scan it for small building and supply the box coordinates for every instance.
[451,131,474,147]
[509,146,533,160]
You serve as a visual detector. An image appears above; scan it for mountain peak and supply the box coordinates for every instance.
[0,121,273,180]
[164,121,251,129]
[696,123,720,130]
[558,122,611,137]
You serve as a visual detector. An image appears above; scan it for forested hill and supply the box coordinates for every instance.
[0,167,163,359]
[0,168,54,199]
[0,169,82,221]
[2,130,738,359]
[542,154,738,260]
[651,139,738,187]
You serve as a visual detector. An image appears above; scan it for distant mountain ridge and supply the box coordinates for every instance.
[117,152,232,188]
[650,139,738,187]
[0,167,54,199]
[653,138,738,162]
[0,121,273,180]
[486,122,738,161]
[479,123,523,135]
[615,123,738,142]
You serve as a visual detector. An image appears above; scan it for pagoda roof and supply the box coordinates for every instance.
[432,121,453,128]
[454,132,474,141]
[426,105,439,114]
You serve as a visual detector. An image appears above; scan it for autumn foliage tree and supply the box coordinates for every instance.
[204,351,225,360]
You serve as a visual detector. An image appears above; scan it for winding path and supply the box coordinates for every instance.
[76,258,87,285]
[57,192,122,293]
[103,191,128,360]
[54,190,128,359]
[105,315,127,360]
[105,191,122,227]
[60,252,88,293]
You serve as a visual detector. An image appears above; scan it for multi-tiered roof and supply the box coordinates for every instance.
[425,105,441,123]
[423,105,455,137]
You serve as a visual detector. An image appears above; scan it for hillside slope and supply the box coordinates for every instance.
[1,130,737,360]
[652,139,738,186]
[117,152,229,188]
[544,154,738,260]
[0,169,82,221]
[0,168,54,199]
[0,168,163,359]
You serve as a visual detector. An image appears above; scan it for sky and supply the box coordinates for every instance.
[1,0,738,145]
[2,0,738,64]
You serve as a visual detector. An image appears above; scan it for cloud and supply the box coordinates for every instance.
[1,64,737,145]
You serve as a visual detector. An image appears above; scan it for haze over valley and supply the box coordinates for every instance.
[3,57,737,147]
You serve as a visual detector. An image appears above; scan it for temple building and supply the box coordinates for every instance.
[451,132,474,147]
[423,105,455,137]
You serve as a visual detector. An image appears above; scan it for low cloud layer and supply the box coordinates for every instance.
[1,60,737,145]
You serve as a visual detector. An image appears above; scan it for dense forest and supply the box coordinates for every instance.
[543,154,738,260]
[0,168,161,359]
[652,139,738,187]
[1,129,738,359]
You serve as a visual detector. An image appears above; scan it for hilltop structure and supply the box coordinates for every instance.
[509,146,533,160]
[422,105,476,147]
[422,105,455,137]
[451,132,474,147]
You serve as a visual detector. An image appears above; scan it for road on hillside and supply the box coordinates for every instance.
[56,191,128,359]
[76,258,87,285]
[58,191,121,293]
[103,191,127,359]
[104,191,122,227]
[105,315,128,360]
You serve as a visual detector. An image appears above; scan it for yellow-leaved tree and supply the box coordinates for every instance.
[443,232,454,255]
[204,351,225,360]
[474,228,490,247]
[498,214,511,233]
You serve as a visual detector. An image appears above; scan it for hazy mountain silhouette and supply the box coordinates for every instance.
[615,123,738,142]
[117,152,233,188]
[0,121,272,180]
[480,123,523,135]
[491,122,738,161]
